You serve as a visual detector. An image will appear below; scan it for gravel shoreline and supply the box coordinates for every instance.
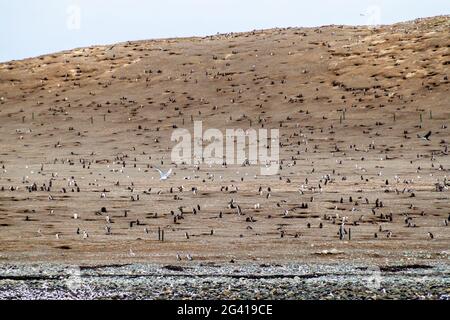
[0,263,449,300]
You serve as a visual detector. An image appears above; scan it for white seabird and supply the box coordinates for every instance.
[154,167,173,181]
[417,131,432,141]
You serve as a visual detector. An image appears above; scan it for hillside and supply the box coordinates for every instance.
[0,16,448,265]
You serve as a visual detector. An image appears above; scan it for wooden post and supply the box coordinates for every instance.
[420,113,423,123]
[429,110,432,119]
[393,113,396,122]
[90,116,94,124]
[32,112,35,120]
[348,228,351,241]
[340,115,342,124]
[158,227,161,241]
[161,229,165,242]
[22,116,25,123]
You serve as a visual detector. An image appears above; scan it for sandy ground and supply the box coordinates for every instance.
[0,16,449,268]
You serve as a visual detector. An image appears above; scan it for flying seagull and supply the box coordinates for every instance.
[154,167,173,180]
[417,131,431,141]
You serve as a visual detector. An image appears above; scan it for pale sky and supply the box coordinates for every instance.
[1,0,449,62]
